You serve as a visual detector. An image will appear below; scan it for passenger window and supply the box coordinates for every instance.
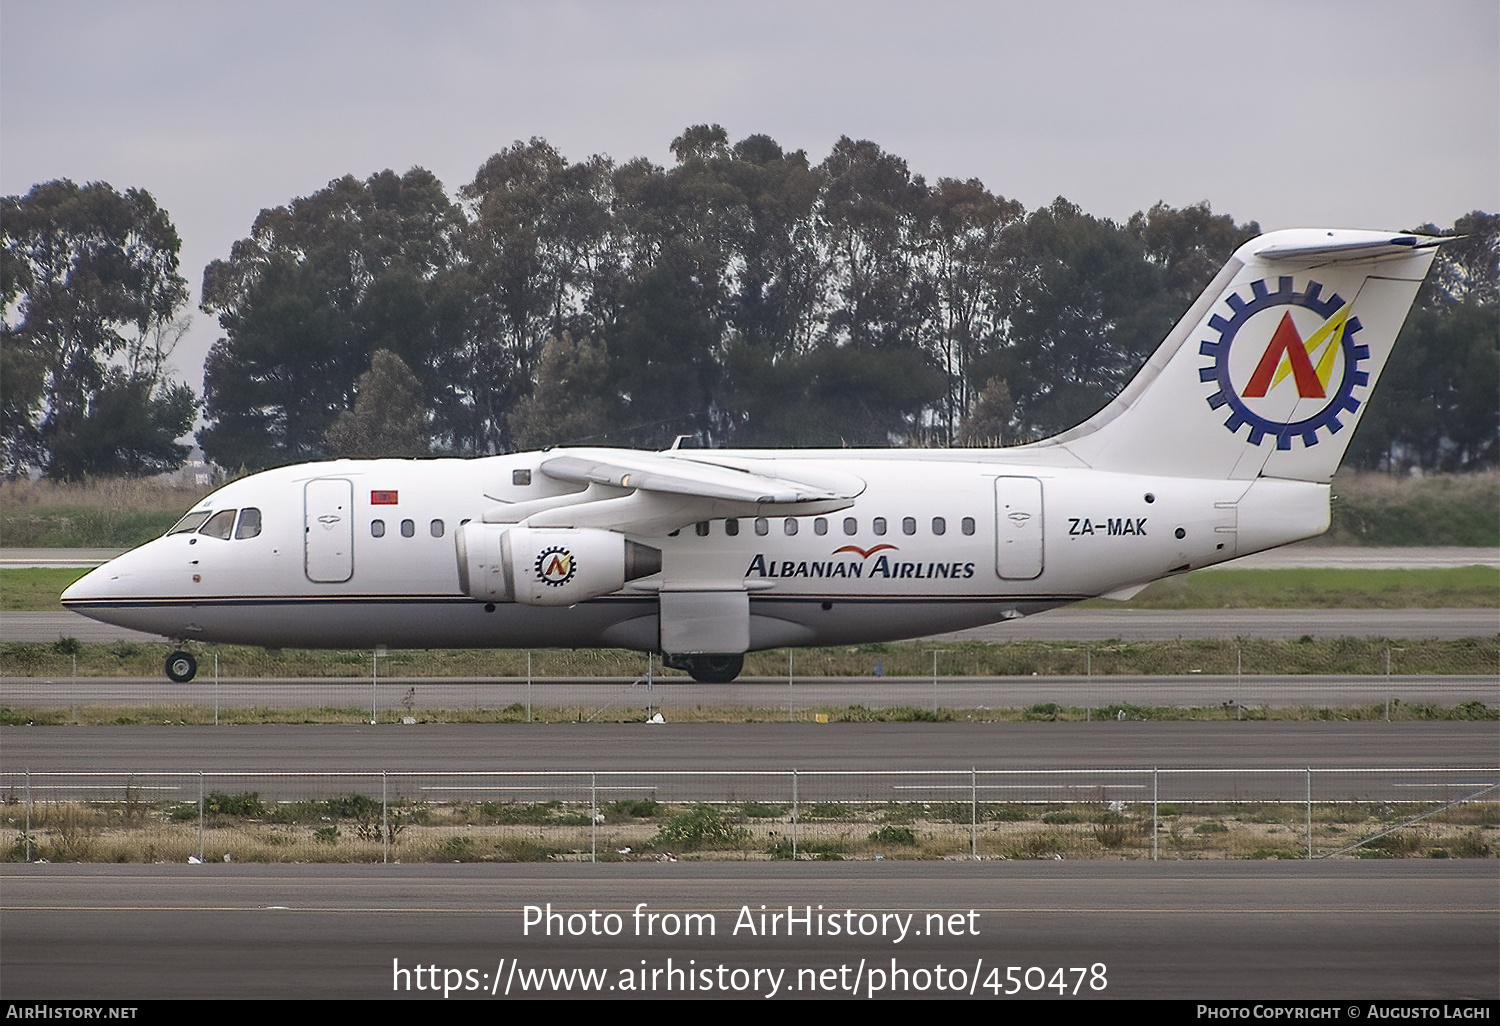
[168,511,211,535]
[430,519,444,538]
[961,517,975,536]
[932,517,946,536]
[814,518,827,536]
[725,519,739,537]
[784,518,799,536]
[401,519,415,538]
[199,509,236,540]
[371,520,386,538]
[902,517,916,535]
[872,517,887,536]
[696,521,710,537]
[234,508,262,540]
[843,517,857,536]
[754,518,769,536]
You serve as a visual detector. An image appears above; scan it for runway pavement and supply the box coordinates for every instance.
[2,673,1496,712]
[5,722,1496,772]
[2,862,1494,999]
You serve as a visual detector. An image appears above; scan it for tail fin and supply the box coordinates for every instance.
[1037,229,1443,482]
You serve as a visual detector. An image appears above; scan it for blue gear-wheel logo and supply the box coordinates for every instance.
[1198,276,1369,449]
[534,546,577,587]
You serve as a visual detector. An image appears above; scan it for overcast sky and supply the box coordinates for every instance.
[4,0,1497,390]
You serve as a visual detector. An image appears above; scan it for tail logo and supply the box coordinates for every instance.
[1199,276,1369,448]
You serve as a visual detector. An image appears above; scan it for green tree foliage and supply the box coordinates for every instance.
[46,371,196,479]
[325,350,429,457]
[1,180,192,477]
[965,199,1258,442]
[506,333,618,449]
[199,168,466,469]
[923,178,1025,443]
[959,377,1015,447]
[187,130,1491,470]
[456,140,617,453]
[1349,212,1499,471]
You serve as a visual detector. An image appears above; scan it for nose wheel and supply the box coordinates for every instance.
[165,650,198,683]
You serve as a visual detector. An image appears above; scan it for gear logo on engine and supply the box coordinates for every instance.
[535,546,577,587]
[1198,276,1368,449]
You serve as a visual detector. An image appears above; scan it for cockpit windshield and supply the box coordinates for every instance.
[199,509,237,540]
[167,511,212,535]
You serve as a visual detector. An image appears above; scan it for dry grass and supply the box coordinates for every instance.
[0,475,213,513]
[1332,467,1500,505]
[1323,469,1500,546]
[4,799,1494,863]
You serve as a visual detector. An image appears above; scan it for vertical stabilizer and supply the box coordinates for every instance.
[1038,229,1441,482]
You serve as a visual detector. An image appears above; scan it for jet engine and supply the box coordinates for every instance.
[456,524,661,606]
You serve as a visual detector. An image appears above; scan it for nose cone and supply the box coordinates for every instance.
[61,564,109,606]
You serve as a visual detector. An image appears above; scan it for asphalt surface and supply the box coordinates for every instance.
[4,722,1495,773]
[2,862,1494,999]
[3,673,1497,712]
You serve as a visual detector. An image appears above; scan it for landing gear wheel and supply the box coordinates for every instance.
[165,650,198,683]
[680,654,744,684]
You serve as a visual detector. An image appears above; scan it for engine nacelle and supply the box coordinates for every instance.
[456,524,661,606]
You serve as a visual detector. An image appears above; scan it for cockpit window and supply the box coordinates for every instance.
[168,511,212,535]
[199,509,237,540]
[235,508,262,539]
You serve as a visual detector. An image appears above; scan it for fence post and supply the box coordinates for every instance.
[792,769,799,860]
[1152,767,1159,861]
[382,771,389,865]
[1305,767,1313,859]
[24,769,31,863]
[970,767,977,860]
[197,771,205,862]
[591,772,597,864]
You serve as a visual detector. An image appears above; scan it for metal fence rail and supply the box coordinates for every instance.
[5,767,1495,864]
[3,673,1497,718]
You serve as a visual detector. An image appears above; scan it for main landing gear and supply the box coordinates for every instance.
[165,650,198,683]
[664,653,745,684]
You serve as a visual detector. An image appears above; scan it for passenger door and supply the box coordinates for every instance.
[304,478,354,583]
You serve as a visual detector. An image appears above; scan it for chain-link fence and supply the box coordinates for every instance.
[2,645,1497,722]
[5,767,1494,864]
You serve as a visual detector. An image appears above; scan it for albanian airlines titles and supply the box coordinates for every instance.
[746,554,976,581]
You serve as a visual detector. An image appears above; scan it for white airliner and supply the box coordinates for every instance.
[63,229,1441,683]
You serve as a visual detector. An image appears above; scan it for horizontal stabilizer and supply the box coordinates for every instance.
[1255,232,1442,263]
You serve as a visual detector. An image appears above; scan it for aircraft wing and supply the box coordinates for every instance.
[540,452,851,504]
[486,448,865,536]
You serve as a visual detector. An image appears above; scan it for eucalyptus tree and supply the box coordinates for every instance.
[199,168,465,469]
[1,179,192,477]
[456,139,616,453]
